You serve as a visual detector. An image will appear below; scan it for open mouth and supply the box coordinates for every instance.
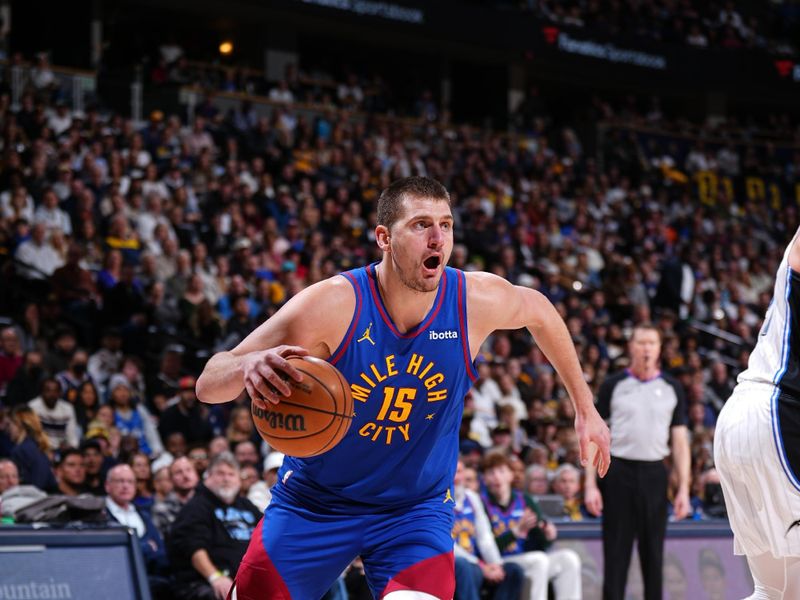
[423,255,441,270]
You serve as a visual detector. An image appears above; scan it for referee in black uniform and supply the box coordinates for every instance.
[584,323,691,600]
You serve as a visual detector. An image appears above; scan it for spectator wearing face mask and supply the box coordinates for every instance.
[167,452,261,600]
[56,349,93,405]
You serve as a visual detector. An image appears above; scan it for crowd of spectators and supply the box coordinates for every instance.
[518,0,798,55]
[150,42,438,122]
[0,44,798,595]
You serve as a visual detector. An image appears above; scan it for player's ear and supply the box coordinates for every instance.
[376,225,390,250]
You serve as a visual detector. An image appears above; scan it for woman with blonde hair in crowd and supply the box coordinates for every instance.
[226,405,256,445]
[6,405,57,492]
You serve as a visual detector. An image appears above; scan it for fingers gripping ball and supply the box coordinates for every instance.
[251,357,354,457]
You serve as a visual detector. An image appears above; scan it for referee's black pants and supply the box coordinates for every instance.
[600,456,668,600]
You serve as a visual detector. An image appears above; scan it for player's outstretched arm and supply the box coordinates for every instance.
[196,276,355,406]
[467,271,611,477]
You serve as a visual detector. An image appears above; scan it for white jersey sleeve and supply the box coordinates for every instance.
[738,229,800,396]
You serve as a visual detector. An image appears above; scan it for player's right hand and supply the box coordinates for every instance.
[584,486,603,517]
[241,345,309,406]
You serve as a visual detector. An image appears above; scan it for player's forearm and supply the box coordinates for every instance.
[526,299,594,414]
[196,351,246,404]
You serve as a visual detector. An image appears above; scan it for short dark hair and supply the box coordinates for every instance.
[376,176,450,230]
[56,447,83,467]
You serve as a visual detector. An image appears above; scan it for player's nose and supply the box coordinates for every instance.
[428,225,445,247]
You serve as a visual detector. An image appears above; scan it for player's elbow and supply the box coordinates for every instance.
[195,353,234,404]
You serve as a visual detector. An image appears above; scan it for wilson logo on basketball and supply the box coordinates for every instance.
[252,405,307,431]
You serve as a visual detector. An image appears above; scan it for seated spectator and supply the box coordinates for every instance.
[87,328,124,397]
[238,464,259,501]
[482,452,581,600]
[28,378,79,449]
[525,464,550,497]
[247,451,284,512]
[81,437,113,496]
[33,188,72,235]
[109,374,164,458]
[168,452,261,600]
[453,458,524,600]
[232,440,260,470]
[152,456,199,538]
[225,406,257,446]
[0,458,20,493]
[268,80,295,105]
[50,244,97,311]
[74,381,101,433]
[551,463,586,521]
[158,376,213,446]
[55,349,92,405]
[188,444,211,477]
[6,349,45,407]
[153,466,173,507]
[97,249,123,294]
[55,448,88,496]
[130,451,156,514]
[0,457,46,521]
[14,222,64,280]
[105,464,171,599]
[146,345,184,415]
[4,350,45,406]
[0,326,23,399]
[43,327,78,376]
[6,405,57,492]
[220,294,256,349]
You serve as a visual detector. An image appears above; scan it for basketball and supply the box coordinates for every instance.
[251,356,354,458]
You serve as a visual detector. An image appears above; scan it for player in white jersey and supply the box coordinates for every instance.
[714,227,800,599]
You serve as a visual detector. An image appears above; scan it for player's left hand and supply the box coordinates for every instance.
[575,407,611,478]
[673,488,691,520]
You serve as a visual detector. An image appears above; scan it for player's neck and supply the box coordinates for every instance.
[375,261,438,333]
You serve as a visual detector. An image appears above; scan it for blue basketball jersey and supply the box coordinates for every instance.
[452,492,479,557]
[273,263,478,514]
[482,491,527,556]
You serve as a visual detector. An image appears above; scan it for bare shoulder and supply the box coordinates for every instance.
[464,271,523,346]
[232,274,356,358]
[465,270,549,333]
[465,271,515,311]
[788,229,800,272]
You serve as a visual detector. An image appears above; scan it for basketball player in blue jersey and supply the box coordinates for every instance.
[197,176,611,600]
[714,227,800,600]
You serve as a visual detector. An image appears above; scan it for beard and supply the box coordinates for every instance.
[212,483,241,504]
[393,255,441,293]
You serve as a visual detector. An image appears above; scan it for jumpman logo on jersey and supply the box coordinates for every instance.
[357,322,375,345]
[443,488,454,504]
